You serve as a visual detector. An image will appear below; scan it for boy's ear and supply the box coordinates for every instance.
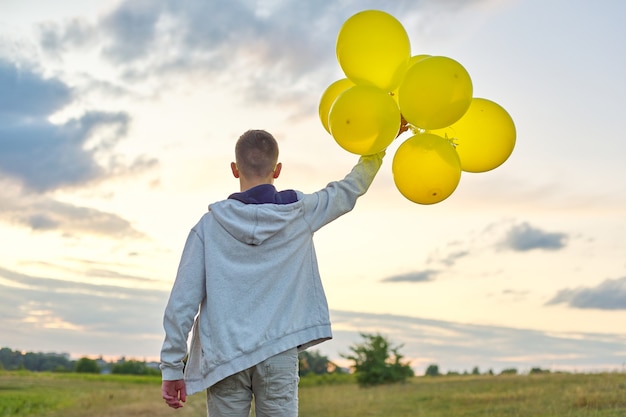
[273,162,282,179]
[231,162,240,178]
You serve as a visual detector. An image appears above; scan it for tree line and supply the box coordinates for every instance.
[5,334,539,386]
[0,347,159,375]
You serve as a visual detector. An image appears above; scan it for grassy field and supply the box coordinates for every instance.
[1,371,625,416]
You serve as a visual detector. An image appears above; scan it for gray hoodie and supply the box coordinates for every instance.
[160,153,383,395]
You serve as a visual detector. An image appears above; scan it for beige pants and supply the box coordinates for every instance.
[206,348,299,417]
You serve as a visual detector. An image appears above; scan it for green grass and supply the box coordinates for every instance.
[0,371,205,417]
[1,371,625,416]
[298,373,626,417]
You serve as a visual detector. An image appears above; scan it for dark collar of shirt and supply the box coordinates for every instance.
[228,184,298,205]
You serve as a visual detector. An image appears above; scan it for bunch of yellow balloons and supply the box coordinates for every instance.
[319,10,516,205]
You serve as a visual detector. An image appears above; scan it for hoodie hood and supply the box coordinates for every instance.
[209,197,303,246]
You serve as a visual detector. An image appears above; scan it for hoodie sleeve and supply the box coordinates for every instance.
[160,227,207,381]
[302,152,384,232]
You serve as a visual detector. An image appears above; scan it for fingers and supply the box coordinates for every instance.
[179,384,187,403]
[162,380,186,409]
[162,392,184,409]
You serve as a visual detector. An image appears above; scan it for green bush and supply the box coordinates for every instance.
[342,333,414,387]
[111,360,160,376]
[74,357,100,374]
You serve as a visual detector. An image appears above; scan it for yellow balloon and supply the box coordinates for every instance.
[391,54,430,104]
[430,98,516,173]
[319,78,355,133]
[329,85,400,155]
[392,133,462,204]
[336,10,410,91]
[398,56,473,130]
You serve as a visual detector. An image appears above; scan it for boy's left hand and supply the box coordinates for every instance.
[162,379,187,409]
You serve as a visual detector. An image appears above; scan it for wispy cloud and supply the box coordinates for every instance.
[325,310,626,374]
[382,270,438,283]
[38,18,99,55]
[438,250,470,266]
[547,276,626,310]
[33,0,490,105]
[3,264,623,372]
[37,0,337,95]
[381,220,570,284]
[0,266,169,357]
[0,181,146,238]
[498,222,568,251]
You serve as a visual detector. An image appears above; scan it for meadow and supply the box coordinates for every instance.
[1,370,625,416]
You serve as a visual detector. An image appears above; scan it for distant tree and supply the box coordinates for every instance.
[23,352,40,371]
[342,333,414,387]
[299,350,333,376]
[425,364,440,377]
[471,366,480,375]
[0,348,73,372]
[0,347,22,370]
[112,360,160,376]
[26,352,73,372]
[75,357,101,374]
[500,368,518,375]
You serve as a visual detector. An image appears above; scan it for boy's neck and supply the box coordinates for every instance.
[239,177,274,192]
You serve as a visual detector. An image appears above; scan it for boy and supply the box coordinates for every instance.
[160,129,385,416]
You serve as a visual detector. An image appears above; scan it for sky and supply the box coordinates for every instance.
[1,0,625,375]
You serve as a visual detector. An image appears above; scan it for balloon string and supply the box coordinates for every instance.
[412,126,459,148]
[439,132,458,148]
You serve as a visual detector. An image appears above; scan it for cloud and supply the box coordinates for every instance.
[27,0,500,118]
[0,266,169,357]
[20,260,163,284]
[3,264,624,372]
[382,270,438,283]
[498,222,568,251]
[438,250,470,266]
[0,181,146,238]
[38,18,99,55]
[323,310,626,374]
[39,0,334,79]
[33,0,335,109]
[381,220,571,285]
[0,59,157,193]
[98,0,339,68]
[0,110,129,191]
[37,0,485,104]
[500,289,530,302]
[100,0,165,63]
[0,59,71,117]
[546,277,626,310]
